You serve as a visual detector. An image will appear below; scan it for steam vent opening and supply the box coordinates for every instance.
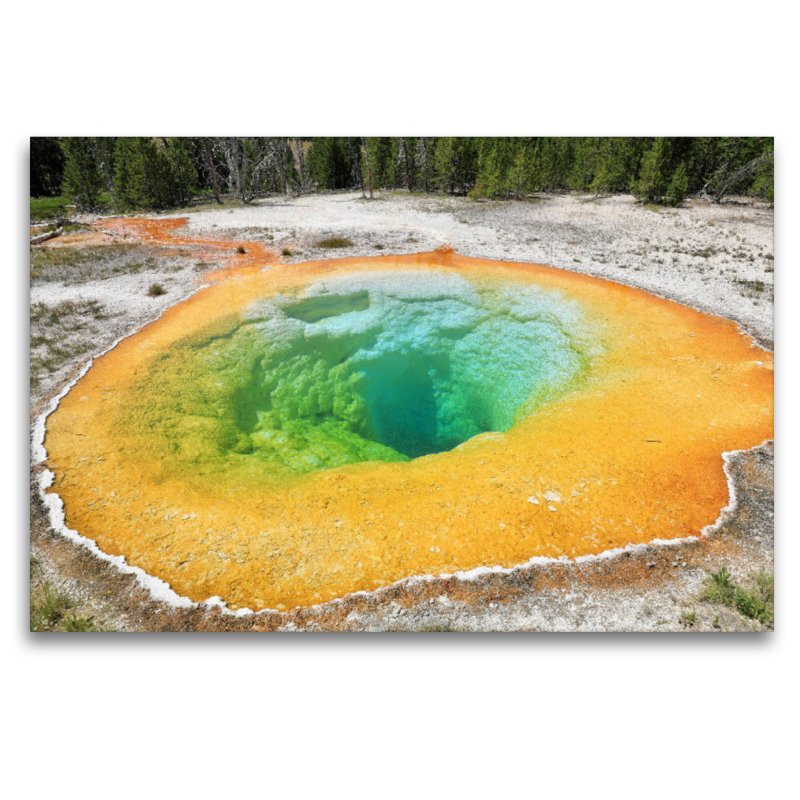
[45,252,774,611]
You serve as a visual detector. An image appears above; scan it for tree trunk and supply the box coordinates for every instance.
[362,137,374,199]
[401,137,412,192]
[421,138,430,193]
[293,137,307,190]
[203,138,222,204]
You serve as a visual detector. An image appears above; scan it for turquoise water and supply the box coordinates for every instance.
[125,270,591,476]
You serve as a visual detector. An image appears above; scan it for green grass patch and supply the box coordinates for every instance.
[30,195,71,221]
[147,283,166,297]
[701,567,774,626]
[30,193,111,221]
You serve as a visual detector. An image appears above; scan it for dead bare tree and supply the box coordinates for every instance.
[396,137,413,192]
[417,137,431,193]
[203,138,222,204]
[292,137,308,190]
[362,137,374,199]
[707,150,774,203]
[223,137,279,203]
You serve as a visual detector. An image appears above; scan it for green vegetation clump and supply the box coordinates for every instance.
[30,580,76,631]
[147,283,166,297]
[30,557,104,632]
[30,194,71,221]
[236,245,246,254]
[701,567,774,626]
[680,611,697,628]
[315,236,354,249]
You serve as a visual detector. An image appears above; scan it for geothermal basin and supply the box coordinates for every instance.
[43,250,774,611]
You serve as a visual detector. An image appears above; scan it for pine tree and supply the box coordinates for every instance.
[591,138,644,194]
[112,137,144,210]
[164,138,198,205]
[470,138,515,199]
[666,162,689,207]
[433,137,457,193]
[568,138,600,191]
[531,138,574,192]
[632,138,674,204]
[307,137,356,190]
[508,139,534,199]
[61,137,105,211]
[93,137,117,194]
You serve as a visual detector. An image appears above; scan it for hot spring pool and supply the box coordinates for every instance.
[43,250,773,611]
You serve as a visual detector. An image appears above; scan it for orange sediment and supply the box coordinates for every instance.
[43,249,774,611]
[94,216,277,281]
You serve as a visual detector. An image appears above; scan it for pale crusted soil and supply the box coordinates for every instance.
[28,192,774,633]
[179,192,774,344]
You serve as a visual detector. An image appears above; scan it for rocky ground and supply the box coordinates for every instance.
[29,191,775,632]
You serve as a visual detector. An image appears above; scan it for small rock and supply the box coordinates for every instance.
[672,562,678,567]
[527,496,539,504]
[681,562,688,567]
[648,562,656,568]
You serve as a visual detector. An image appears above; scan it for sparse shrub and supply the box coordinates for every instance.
[237,245,246,254]
[281,248,293,257]
[315,237,353,249]
[62,616,97,632]
[147,283,166,297]
[680,611,697,627]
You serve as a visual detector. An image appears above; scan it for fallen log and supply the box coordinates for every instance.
[30,227,63,246]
